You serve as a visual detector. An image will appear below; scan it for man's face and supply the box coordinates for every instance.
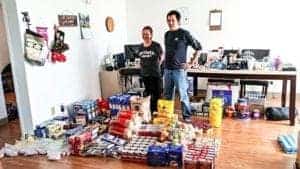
[167,14,179,30]
[142,29,152,42]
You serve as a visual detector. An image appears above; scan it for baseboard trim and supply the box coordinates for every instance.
[0,117,8,126]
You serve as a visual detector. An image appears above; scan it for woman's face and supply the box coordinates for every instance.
[142,29,152,42]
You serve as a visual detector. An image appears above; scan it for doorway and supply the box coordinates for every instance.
[1,64,18,121]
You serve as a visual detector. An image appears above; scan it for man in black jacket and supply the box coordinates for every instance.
[164,10,202,123]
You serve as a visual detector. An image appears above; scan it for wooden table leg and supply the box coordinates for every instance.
[289,78,296,126]
[193,76,198,96]
[282,80,287,107]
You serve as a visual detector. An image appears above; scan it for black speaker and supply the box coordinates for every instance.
[198,53,207,65]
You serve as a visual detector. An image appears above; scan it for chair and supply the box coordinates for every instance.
[239,49,270,98]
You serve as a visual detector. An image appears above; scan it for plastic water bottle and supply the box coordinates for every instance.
[274,56,281,71]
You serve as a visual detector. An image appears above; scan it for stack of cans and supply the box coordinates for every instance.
[81,100,97,123]
[100,133,127,146]
[120,136,156,163]
[68,130,92,155]
[109,94,131,116]
[72,100,97,125]
[82,133,127,158]
[64,125,84,138]
[136,124,162,137]
[97,98,110,115]
[108,110,134,139]
[82,141,120,158]
[184,144,217,169]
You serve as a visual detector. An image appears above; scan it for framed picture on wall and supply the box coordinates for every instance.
[58,15,78,27]
[209,9,222,31]
[79,13,92,39]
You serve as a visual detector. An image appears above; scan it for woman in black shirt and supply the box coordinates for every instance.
[138,26,163,115]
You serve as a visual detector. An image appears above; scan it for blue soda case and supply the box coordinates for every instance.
[167,144,183,167]
[34,125,49,138]
[147,145,168,166]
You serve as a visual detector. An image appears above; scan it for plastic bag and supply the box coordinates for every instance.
[47,150,61,161]
[24,29,48,66]
[0,149,4,158]
[4,144,18,157]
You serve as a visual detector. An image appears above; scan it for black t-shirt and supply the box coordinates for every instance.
[164,28,202,69]
[138,41,163,77]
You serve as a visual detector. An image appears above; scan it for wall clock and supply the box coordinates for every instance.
[105,16,114,32]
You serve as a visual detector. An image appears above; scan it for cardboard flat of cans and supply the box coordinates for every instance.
[120,136,156,163]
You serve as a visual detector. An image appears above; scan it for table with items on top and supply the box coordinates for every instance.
[187,68,297,126]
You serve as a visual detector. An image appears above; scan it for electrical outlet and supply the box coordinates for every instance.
[51,106,56,116]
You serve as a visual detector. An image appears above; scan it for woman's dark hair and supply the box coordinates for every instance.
[142,26,153,34]
[167,10,181,21]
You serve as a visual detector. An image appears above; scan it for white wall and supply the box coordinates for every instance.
[0,4,9,71]
[1,0,33,135]
[6,0,127,129]
[126,0,300,92]
[0,4,9,119]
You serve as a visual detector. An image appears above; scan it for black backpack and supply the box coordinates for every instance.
[265,107,296,121]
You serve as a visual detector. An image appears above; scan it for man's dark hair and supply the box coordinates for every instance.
[142,26,153,34]
[167,10,181,21]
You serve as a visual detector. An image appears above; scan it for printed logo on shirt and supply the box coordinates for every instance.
[139,50,155,58]
[174,37,178,41]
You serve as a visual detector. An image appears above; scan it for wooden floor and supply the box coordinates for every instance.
[0,94,299,169]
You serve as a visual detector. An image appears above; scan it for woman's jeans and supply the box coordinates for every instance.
[163,69,191,119]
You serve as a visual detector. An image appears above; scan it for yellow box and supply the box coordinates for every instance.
[157,112,174,119]
[153,117,172,126]
[157,99,174,115]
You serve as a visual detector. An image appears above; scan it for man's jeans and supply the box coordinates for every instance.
[163,69,191,119]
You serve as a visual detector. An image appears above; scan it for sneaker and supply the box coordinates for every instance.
[183,118,192,123]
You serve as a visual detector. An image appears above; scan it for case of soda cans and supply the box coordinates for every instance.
[71,100,97,125]
[68,130,92,155]
[109,94,131,116]
[108,110,134,139]
[120,136,156,163]
[64,125,84,138]
[82,141,120,158]
[184,144,217,169]
[100,133,127,146]
[97,98,110,115]
[168,144,183,167]
[136,124,162,137]
[147,144,169,166]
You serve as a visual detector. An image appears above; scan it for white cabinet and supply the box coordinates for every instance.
[99,70,122,99]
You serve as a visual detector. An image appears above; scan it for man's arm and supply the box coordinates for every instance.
[189,50,201,64]
[185,30,202,65]
[157,43,164,65]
